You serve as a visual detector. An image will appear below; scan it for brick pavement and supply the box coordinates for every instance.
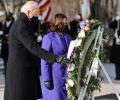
[0,71,4,100]
[0,88,4,100]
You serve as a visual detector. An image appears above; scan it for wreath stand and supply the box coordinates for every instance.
[78,27,120,100]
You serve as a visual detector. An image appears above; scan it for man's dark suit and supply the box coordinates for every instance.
[4,13,57,100]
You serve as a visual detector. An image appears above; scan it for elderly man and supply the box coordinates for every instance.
[4,1,68,100]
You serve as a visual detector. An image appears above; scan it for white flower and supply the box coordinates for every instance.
[69,64,75,71]
[67,64,75,72]
[78,30,85,38]
[65,83,69,89]
[67,79,74,87]
[74,39,82,47]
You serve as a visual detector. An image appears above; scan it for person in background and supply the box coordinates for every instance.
[40,21,52,36]
[109,16,120,80]
[4,1,68,100]
[0,21,3,42]
[40,13,71,100]
[69,14,82,39]
[1,12,14,76]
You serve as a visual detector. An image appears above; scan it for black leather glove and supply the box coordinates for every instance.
[68,56,75,63]
[56,55,68,65]
[44,80,53,90]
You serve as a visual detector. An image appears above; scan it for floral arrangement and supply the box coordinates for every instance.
[66,19,108,100]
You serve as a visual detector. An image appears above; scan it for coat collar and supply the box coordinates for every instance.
[19,13,32,28]
[52,32,70,48]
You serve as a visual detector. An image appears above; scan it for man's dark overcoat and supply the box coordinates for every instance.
[4,13,57,100]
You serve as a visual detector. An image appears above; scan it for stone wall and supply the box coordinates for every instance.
[51,0,80,21]
[0,0,118,22]
[51,0,118,22]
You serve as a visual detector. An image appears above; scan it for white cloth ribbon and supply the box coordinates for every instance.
[6,21,12,27]
[67,39,82,59]
[92,58,99,77]
[115,18,120,45]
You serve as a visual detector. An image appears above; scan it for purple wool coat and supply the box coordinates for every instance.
[40,32,71,100]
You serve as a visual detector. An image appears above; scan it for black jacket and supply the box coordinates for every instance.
[109,19,120,64]
[4,13,57,100]
[1,18,14,60]
[69,19,80,39]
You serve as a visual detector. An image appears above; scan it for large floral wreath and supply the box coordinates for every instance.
[66,19,109,100]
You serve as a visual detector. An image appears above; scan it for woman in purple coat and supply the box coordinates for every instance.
[40,14,71,100]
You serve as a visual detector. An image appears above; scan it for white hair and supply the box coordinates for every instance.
[20,1,39,13]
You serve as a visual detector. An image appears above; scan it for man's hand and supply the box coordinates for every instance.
[56,55,68,65]
[68,56,75,63]
[44,80,53,90]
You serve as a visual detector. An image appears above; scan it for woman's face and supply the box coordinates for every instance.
[62,18,68,26]
[54,18,63,25]
[54,18,68,34]
[55,17,68,26]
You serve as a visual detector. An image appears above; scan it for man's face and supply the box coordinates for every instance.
[28,8,39,19]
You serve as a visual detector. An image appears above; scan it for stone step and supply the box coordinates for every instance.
[0,59,4,70]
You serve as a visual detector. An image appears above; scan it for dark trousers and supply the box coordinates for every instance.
[115,63,120,78]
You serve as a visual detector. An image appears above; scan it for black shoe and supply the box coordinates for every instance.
[115,77,120,80]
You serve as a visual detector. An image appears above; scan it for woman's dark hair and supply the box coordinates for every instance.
[49,13,67,32]
[54,13,67,19]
